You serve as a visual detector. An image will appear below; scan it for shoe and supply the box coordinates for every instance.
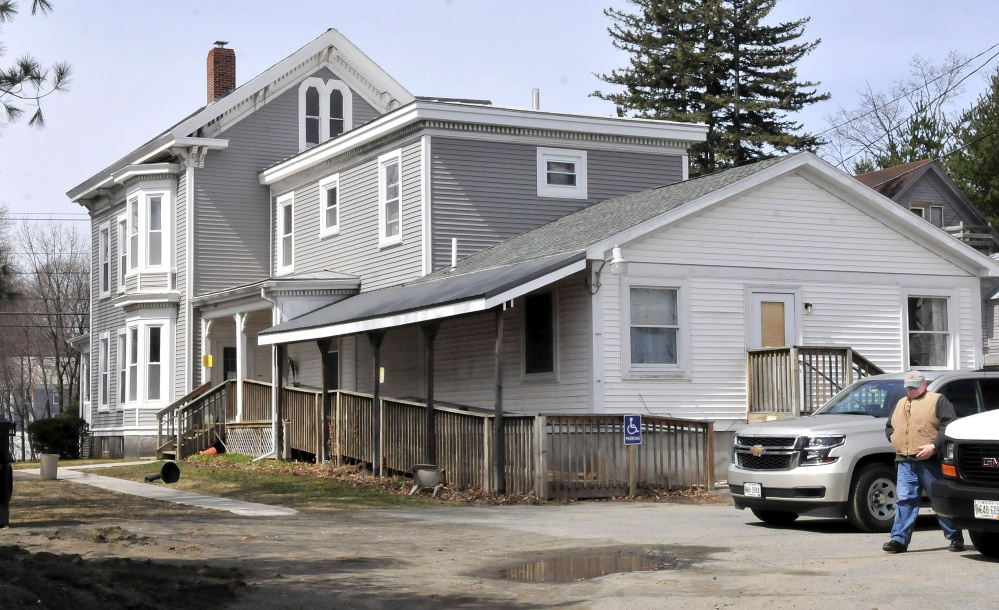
[950,539,965,552]
[883,539,907,553]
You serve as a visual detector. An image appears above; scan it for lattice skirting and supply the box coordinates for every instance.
[226,425,273,457]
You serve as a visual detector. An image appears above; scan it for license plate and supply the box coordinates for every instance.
[744,482,762,498]
[974,500,999,520]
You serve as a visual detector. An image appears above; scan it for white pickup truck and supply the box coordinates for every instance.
[728,370,999,532]
[932,409,999,557]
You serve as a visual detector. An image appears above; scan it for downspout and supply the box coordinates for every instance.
[261,286,279,457]
[185,152,195,393]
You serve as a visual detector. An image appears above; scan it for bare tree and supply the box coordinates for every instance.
[822,52,969,173]
[16,220,89,413]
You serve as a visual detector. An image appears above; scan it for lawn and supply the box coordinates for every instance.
[82,454,454,512]
[13,458,131,470]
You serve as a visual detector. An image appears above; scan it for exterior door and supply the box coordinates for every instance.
[749,292,796,349]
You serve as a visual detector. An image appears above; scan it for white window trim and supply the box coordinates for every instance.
[98,221,110,299]
[537,147,588,199]
[521,287,560,383]
[125,189,172,274]
[124,318,172,407]
[901,287,958,371]
[319,174,341,237]
[298,77,354,152]
[98,332,110,410]
[117,330,126,409]
[116,214,127,293]
[276,192,295,275]
[621,276,691,380]
[378,149,404,248]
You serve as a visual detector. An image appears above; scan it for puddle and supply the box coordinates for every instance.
[500,548,702,583]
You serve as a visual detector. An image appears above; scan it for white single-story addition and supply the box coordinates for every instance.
[258,152,999,460]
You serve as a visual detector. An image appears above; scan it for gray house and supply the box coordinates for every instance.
[68,30,708,456]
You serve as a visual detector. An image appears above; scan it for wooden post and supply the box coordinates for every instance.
[275,344,286,460]
[493,307,506,495]
[627,444,636,497]
[317,338,333,463]
[533,415,548,501]
[790,346,800,418]
[176,409,183,461]
[421,321,440,466]
[333,390,342,466]
[706,421,715,492]
[844,348,854,386]
[482,418,492,493]
[367,330,385,476]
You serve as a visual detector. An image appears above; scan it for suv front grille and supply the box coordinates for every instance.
[736,453,795,470]
[958,442,999,485]
[735,435,798,448]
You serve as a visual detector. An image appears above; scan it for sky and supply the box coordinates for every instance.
[2,0,999,221]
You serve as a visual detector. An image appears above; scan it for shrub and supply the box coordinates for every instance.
[27,415,88,459]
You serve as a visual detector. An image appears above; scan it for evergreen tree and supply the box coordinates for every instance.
[594,0,828,175]
[944,67,999,223]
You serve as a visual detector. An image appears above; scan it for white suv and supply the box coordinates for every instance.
[728,370,999,532]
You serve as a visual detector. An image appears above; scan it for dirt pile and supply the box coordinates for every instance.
[0,545,245,609]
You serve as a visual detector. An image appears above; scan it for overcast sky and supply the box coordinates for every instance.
[2,0,998,221]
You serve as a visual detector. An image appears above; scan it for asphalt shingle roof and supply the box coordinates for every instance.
[854,159,934,199]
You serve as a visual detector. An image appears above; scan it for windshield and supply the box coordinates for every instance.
[814,379,906,417]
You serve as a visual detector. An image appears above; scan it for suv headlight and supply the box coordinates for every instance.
[800,435,846,466]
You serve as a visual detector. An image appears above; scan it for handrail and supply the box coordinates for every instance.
[158,381,212,417]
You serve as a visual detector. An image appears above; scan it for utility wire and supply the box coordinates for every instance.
[865,122,999,189]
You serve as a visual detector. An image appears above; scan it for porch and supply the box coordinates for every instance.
[155,379,716,499]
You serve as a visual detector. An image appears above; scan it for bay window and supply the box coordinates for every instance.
[117,216,127,292]
[148,195,163,266]
[128,197,138,270]
[147,326,161,401]
[124,190,171,274]
[124,320,170,405]
[128,327,138,402]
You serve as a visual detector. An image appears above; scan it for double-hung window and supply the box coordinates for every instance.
[299,78,353,150]
[907,295,951,368]
[276,193,294,273]
[128,327,138,402]
[537,147,588,199]
[623,279,690,378]
[117,216,127,292]
[98,333,110,409]
[98,223,110,298]
[128,197,139,271]
[319,174,340,237]
[378,150,402,247]
[117,331,126,408]
[147,326,162,401]
[909,202,944,228]
[147,195,163,266]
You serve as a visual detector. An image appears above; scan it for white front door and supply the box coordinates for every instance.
[749,292,796,349]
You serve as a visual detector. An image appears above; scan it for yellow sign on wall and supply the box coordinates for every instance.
[203,354,213,368]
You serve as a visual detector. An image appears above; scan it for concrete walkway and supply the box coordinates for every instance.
[21,462,297,517]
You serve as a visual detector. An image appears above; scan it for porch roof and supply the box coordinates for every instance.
[257,252,585,344]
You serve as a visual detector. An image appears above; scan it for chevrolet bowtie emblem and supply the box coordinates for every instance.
[750,445,765,456]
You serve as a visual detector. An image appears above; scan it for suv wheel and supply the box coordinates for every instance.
[751,508,799,526]
[970,530,999,558]
[846,463,897,533]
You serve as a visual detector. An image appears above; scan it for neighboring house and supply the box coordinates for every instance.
[1,355,72,460]
[67,30,708,457]
[855,160,999,357]
[260,152,999,454]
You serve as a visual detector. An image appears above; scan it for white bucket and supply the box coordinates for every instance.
[40,454,59,480]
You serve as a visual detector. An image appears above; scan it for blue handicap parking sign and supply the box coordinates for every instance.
[623,415,642,445]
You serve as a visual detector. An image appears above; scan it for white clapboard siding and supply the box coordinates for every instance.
[598,173,980,423]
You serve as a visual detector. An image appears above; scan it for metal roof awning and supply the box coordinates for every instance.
[257,252,586,345]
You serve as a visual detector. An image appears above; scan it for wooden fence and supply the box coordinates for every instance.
[242,380,273,422]
[749,346,884,417]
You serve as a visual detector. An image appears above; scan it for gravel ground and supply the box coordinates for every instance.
[2,471,997,609]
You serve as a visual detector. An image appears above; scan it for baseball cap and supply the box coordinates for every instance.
[903,371,925,388]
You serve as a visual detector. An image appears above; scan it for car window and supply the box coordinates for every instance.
[978,378,999,412]
[815,379,905,417]
[938,379,981,417]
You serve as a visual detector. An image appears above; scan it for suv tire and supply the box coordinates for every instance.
[751,508,799,526]
[846,463,897,533]
[970,530,999,558]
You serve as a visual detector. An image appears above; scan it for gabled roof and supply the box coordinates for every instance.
[68,29,415,203]
[854,159,934,199]
[262,152,999,345]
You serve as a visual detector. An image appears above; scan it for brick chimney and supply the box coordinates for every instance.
[207,41,235,104]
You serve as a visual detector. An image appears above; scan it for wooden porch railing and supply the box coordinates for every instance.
[748,346,885,417]
[156,380,232,460]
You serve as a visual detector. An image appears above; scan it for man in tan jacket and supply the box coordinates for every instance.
[883,370,963,553]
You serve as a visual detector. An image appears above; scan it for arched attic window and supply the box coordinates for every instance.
[299,77,353,151]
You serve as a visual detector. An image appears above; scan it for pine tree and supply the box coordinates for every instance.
[594,0,828,175]
[944,67,999,223]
